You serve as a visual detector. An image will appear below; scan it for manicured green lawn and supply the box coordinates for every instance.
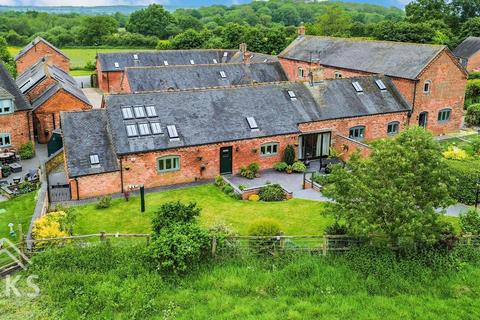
[0,192,36,242]
[8,46,153,70]
[73,184,330,236]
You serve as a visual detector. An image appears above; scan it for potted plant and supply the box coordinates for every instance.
[286,165,293,174]
[2,165,11,178]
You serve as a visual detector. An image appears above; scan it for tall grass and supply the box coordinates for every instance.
[11,242,480,319]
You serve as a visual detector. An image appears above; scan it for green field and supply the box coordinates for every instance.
[73,184,331,236]
[8,47,154,70]
[0,192,36,242]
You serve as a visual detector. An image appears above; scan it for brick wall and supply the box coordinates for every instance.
[16,41,69,74]
[34,90,92,143]
[334,134,371,160]
[466,51,480,72]
[97,59,124,93]
[0,110,32,151]
[69,171,122,200]
[25,77,56,102]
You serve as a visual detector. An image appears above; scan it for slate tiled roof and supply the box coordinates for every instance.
[279,36,446,80]
[0,62,31,111]
[454,37,480,59]
[61,110,119,178]
[14,36,69,61]
[125,62,288,92]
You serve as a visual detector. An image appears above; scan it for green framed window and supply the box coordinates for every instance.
[0,133,11,147]
[157,155,180,173]
[260,142,279,156]
[387,121,399,135]
[0,99,13,115]
[349,126,365,141]
[438,108,451,122]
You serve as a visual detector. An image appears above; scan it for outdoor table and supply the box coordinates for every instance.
[0,152,14,164]
[9,162,22,173]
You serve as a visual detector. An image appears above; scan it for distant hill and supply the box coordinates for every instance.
[0,0,408,15]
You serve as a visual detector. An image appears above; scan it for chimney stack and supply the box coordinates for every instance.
[239,43,247,53]
[243,51,252,64]
[298,23,305,37]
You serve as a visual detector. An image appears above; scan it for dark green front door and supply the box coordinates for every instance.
[220,146,233,174]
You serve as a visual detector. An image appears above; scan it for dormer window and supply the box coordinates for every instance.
[0,99,13,115]
[423,80,431,94]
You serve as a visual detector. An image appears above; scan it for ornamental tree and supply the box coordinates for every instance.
[323,127,455,245]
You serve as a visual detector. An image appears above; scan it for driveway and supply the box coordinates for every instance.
[82,88,103,109]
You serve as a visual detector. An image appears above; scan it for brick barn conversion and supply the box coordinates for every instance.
[16,59,92,144]
[454,36,480,73]
[14,37,70,74]
[0,63,33,151]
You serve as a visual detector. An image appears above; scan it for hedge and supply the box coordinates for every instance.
[465,104,480,126]
[447,160,480,205]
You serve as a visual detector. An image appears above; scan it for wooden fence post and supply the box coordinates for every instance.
[322,236,328,256]
[211,237,217,256]
[100,232,106,243]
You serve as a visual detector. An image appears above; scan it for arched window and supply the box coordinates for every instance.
[157,155,180,173]
[298,67,305,78]
[387,121,399,135]
[349,126,365,141]
[438,108,452,122]
[423,80,431,94]
[335,71,342,79]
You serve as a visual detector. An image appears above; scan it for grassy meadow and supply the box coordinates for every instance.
[0,192,36,242]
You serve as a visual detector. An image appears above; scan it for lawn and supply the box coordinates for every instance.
[0,192,36,242]
[8,46,154,70]
[73,184,331,236]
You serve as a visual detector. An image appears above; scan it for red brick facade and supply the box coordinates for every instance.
[34,90,91,143]
[0,110,33,151]
[279,48,467,136]
[25,77,56,102]
[97,60,124,93]
[464,51,480,72]
[15,41,69,74]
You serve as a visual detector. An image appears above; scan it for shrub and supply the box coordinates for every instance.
[19,141,35,159]
[240,162,260,179]
[248,194,260,201]
[222,184,234,195]
[238,184,246,191]
[95,196,112,209]
[214,175,225,188]
[151,201,200,234]
[283,144,295,165]
[325,222,348,235]
[469,72,480,79]
[470,136,480,155]
[258,183,285,202]
[18,181,36,194]
[466,79,480,102]
[442,146,468,160]
[465,104,480,126]
[460,209,480,235]
[248,218,282,254]
[32,211,69,244]
[273,162,288,172]
[448,160,480,205]
[292,161,306,173]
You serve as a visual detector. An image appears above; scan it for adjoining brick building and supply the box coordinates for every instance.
[96,45,277,93]
[62,76,410,200]
[278,33,468,135]
[454,37,480,73]
[14,37,70,74]
[120,61,288,93]
[0,63,33,151]
[14,61,91,144]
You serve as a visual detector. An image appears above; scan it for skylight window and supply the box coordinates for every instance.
[19,78,32,92]
[352,81,363,93]
[167,125,179,140]
[375,79,387,91]
[190,59,195,65]
[122,107,134,120]
[223,52,228,57]
[145,105,157,117]
[287,90,297,101]
[114,62,119,68]
[246,117,259,131]
[133,106,146,118]
[213,59,218,64]
[126,124,138,137]
[220,71,226,78]
[138,123,151,136]
[89,154,99,165]
[133,54,138,60]
[151,122,162,134]
[164,60,169,66]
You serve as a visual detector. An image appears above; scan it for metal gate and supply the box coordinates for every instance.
[49,184,71,202]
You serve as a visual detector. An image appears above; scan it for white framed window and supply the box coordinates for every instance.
[157,155,180,173]
[438,108,451,122]
[138,123,151,136]
[349,126,365,141]
[0,99,13,114]
[387,121,399,135]
[122,107,134,120]
[89,154,100,165]
[150,122,162,134]
[126,124,138,137]
[133,106,146,118]
[335,71,342,79]
[145,105,157,117]
[298,67,305,78]
[167,125,179,140]
[0,133,11,147]
[423,80,431,94]
[260,142,279,156]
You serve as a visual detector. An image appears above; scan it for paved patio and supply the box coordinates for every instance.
[0,144,48,186]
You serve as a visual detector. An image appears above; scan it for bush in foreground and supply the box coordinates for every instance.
[258,183,285,201]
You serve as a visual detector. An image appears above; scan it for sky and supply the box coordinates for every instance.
[1,0,169,6]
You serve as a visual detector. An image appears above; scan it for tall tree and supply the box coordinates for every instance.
[405,0,451,23]
[126,4,174,39]
[309,5,353,37]
[77,16,118,46]
[323,127,455,245]
[0,36,15,76]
